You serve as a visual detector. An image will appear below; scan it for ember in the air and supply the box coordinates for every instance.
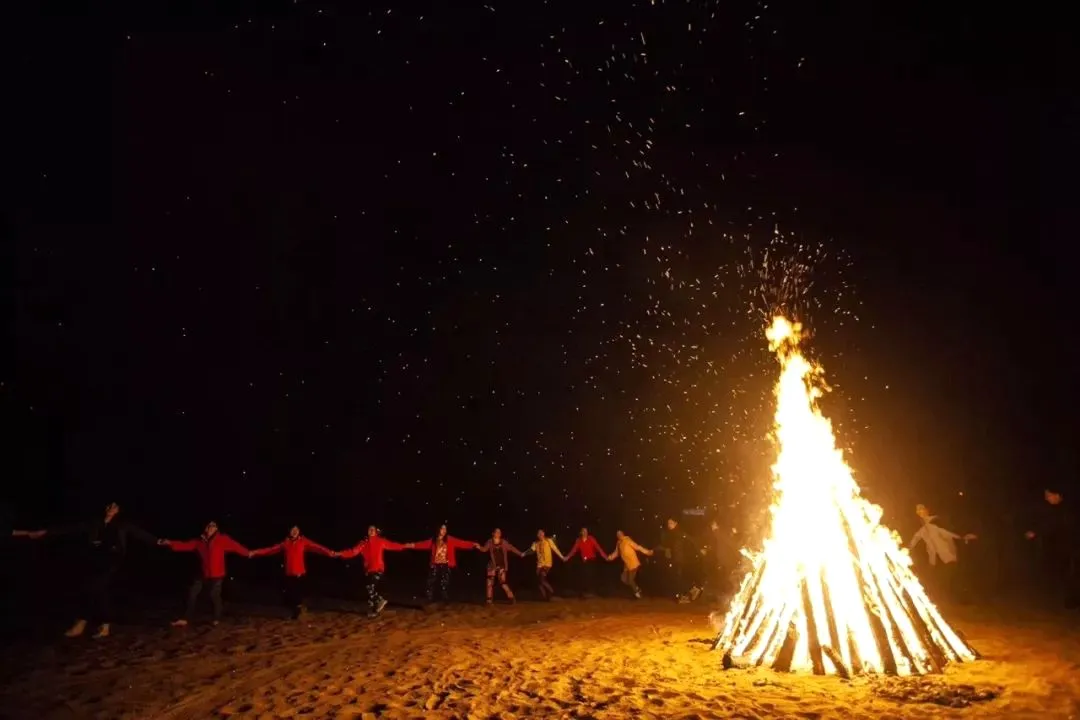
[713,317,978,676]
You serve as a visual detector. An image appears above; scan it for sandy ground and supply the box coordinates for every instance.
[1,598,1078,720]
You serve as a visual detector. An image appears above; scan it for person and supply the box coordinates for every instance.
[475,528,524,605]
[704,518,739,597]
[656,517,704,603]
[523,529,566,601]
[339,526,412,617]
[159,521,251,626]
[564,527,608,598]
[250,525,337,619]
[408,524,477,605]
[1024,489,1078,608]
[31,501,157,638]
[608,530,653,598]
[908,504,977,602]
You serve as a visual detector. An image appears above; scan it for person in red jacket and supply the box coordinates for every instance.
[564,527,609,598]
[158,521,251,626]
[475,528,524,605]
[250,525,337,619]
[408,524,477,605]
[339,525,412,617]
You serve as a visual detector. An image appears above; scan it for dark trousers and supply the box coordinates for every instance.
[366,572,384,611]
[537,566,555,599]
[426,564,452,602]
[575,558,596,597]
[185,578,224,620]
[85,565,118,624]
[621,567,640,595]
[284,575,306,616]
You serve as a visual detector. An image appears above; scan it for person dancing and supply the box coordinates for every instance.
[524,529,566,601]
[339,526,411,617]
[609,530,653,599]
[31,501,157,638]
[408,524,477,605]
[475,528,523,605]
[564,527,608,598]
[159,520,251,626]
[250,525,337,619]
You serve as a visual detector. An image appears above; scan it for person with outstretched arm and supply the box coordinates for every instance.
[250,525,337,619]
[158,520,251,626]
[31,501,157,638]
[475,528,524,605]
[609,530,653,599]
[564,527,608,598]
[338,525,412,617]
[523,529,566,601]
[656,517,705,603]
[408,524,477,605]
[908,504,977,602]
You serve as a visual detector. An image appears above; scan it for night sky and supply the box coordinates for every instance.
[8,2,1078,548]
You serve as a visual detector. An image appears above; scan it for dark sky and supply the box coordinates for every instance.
[7,1,1078,543]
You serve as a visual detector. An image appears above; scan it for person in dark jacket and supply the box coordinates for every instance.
[1024,489,1078,608]
[159,521,251,626]
[32,501,157,638]
[656,517,704,603]
[250,525,337,618]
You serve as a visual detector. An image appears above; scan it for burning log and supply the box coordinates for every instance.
[711,317,979,676]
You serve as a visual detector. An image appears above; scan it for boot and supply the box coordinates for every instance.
[64,619,87,637]
[92,623,110,639]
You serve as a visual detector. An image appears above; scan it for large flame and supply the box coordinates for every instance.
[712,317,977,676]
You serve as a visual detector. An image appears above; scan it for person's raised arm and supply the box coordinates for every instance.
[449,537,476,550]
[123,522,158,547]
[250,542,285,559]
[339,540,366,559]
[304,538,336,557]
[382,538,409,551]
[411,539,433,551]
[222,535,252,557]
[164,538,199,552]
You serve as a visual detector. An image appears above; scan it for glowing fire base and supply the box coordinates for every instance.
[712,318,978,676]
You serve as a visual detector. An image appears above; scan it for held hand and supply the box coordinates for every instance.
[700,548,708,556]
[405,543,414,549]
[963,533,977,543]
[248,551,255,558]
[331,551,340,558]
[1025,531,1036,540]
[157,538,170,546]
[29,530,47,539]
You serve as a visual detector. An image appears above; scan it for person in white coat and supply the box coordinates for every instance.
[909,504,976,601]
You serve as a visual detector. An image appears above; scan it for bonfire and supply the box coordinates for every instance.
[713,317,978,676]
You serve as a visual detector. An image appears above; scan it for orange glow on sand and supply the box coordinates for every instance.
[712,317,978,676]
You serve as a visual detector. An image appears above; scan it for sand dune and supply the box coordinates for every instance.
[1,598,1077,719]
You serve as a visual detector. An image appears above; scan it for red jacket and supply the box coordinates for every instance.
[168,533,250,579]
[340,536,404,574]
[411,536,475,568]
[565,535,607,562]
[251,536,334,577]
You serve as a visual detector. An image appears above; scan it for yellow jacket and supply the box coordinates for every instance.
[529,537,564,568]
[611,536,649,570]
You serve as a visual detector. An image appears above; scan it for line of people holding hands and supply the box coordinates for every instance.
[12,501,710,639]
